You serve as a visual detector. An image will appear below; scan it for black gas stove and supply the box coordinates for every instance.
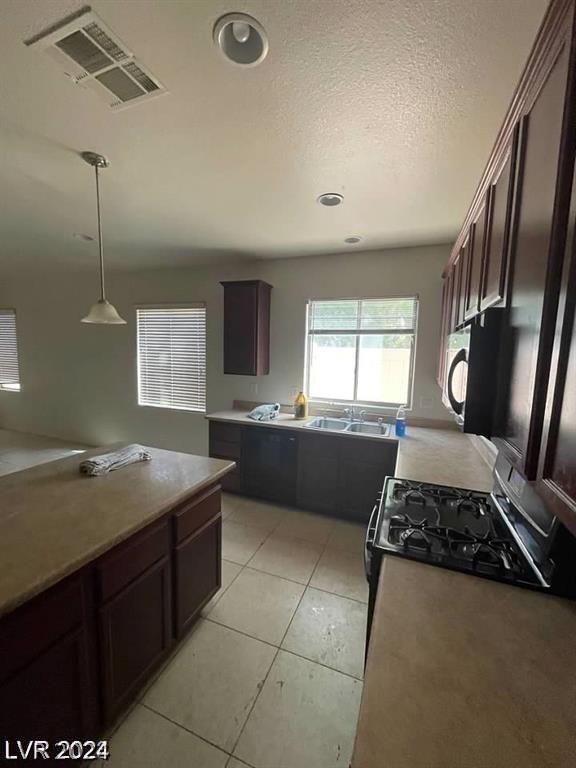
[374,478,541,586]
[364,464,576,652]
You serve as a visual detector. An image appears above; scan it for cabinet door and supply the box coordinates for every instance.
[222,281,271,376]
[437,274,451,386]
[497,25,573,477]
[451,254,462,330]
[452,238,469,329]
[175,517,221,638]
[465,201,488,321]
[297,433,341,514]
[536,171,576,534]
[0,576,98,749]
[339,440,398,522]
[99,555,172,725]
[480,130,518,311]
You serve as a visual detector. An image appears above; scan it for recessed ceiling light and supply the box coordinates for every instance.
[317,193,344,207]
[74,232,95,242]
[344,236,362,244]
[213,13,268,66]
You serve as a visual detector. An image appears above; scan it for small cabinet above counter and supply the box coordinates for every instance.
[221,280,272,376]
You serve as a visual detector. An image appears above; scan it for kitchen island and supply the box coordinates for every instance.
[0,445,234,754]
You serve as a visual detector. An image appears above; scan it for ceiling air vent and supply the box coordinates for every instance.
[24,7,166,111]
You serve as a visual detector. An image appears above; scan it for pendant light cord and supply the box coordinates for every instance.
[95,165,106,301]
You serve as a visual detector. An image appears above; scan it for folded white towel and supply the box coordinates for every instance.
[247,403,281,421]
[80,444,152,476]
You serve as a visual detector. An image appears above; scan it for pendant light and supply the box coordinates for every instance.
[80,151,126,325]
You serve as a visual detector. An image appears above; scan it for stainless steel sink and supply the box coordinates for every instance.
[304,417,349,431]
[345,422,391,437]
[304,417,391,437]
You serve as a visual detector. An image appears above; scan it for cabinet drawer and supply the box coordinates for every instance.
[173,485,221,544]
[210,422,243,445]
[210,439,242,460]
[97,522,170,603]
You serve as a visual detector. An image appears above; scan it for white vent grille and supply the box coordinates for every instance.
[25,8,166,110]
[137,306,207,413]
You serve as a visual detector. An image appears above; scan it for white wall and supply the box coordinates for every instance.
[0,244,450,455]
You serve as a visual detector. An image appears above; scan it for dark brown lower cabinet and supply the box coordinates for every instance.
[297,432,399,522]
[0,483,224,751]
[297,433,341,514]
[339,439,398,519]
[0,576,98,759]
[98,555,172,723]
[174,517,221,637]
[209,420,399,523]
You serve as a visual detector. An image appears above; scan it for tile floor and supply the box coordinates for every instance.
[102,493,368,768]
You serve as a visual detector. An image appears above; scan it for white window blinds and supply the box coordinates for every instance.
[137,306,206,412]
[0,309,21,392]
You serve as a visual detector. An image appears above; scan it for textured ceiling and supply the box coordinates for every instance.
[0,0,547,269]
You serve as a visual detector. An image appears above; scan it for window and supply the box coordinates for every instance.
[137,305,206,412]
[0,309,21,392]
[305,297,418,408]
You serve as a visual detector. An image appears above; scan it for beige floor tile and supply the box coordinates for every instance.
[234,651,362,768]
[208,568,304,645]
[221,493,241,520]
[326,519,366,555]
[227,498,286,532]
[202,559,243,616]
[310,548,369,603]
[101,705,228,768]
[274,509,335,544]
[282,587,367,678]
[247,533,323,584]
[143,620,276,753]
[222,520,270,565]
[226,760,252,768]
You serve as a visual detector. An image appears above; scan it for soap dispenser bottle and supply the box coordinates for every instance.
[395,405,407,437]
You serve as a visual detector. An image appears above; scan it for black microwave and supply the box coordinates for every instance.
[442,309,504,436]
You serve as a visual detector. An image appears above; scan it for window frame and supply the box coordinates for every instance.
[304,296,419,410]
[136,303,207,413]
[0,308,22,393]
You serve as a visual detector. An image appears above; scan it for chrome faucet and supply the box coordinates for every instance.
[343,407,366,423]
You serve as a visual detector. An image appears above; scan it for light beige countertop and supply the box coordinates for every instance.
[353,557,576,768]
[207,410,494,491]
[0,445,234,618]
[0,428,87,477]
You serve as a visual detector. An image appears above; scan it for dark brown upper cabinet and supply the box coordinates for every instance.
[497,7,575,478]
[454,237,470,328]
[464,200,488,321]
[536,163,576,535]
[480,130,518,312]
[221,280,272,376]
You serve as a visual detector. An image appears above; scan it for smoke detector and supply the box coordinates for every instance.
[317,193,344,207]
[24,8,166,111]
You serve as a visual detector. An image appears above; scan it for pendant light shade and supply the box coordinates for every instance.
[80,151,126,325]
[82,299,127,324]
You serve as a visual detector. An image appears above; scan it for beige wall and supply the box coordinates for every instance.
[0,244,450,455]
